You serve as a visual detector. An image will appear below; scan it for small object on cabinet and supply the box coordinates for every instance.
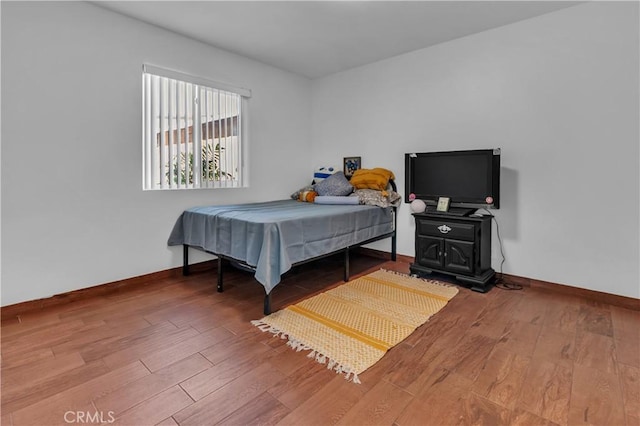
[410,199,427,213]
[436,197,450,212]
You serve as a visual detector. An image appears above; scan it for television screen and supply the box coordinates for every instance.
[405,149,500,209]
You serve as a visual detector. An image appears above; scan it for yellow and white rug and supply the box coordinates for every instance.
[252,269,458,383]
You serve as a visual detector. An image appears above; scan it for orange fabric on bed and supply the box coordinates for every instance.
[350,168,395,191]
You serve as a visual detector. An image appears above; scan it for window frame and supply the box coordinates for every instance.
[142,64,251,191]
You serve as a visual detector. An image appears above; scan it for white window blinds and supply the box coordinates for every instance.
[142,65,250,190]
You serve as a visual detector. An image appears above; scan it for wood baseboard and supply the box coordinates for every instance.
[3,250,638,321]
[499,273,640,311]
[355,247,414,264]
[357,247,639,311]
[1,260,217,321]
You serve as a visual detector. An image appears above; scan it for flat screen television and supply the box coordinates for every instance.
[404,148,501,212]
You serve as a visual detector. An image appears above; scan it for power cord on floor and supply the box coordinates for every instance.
[478,208,522,291]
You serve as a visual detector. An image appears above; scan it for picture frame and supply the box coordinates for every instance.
[343,156,361,178]
[436,197,451,212]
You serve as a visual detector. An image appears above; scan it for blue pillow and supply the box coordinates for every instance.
[315,171,354,196]
[314,195,360,205]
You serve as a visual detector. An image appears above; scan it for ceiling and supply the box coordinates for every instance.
[92,1,581,79]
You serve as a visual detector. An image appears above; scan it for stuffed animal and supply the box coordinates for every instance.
[313,166,338,184]
[299,190,317,203]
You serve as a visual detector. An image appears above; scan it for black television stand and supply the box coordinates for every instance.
[410,211,494,292]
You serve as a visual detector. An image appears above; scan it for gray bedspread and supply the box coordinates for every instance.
[167,200,394,294]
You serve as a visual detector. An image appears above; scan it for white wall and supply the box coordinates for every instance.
[311,2,639,298]
[3,2,638,306]
[1,2,311,306]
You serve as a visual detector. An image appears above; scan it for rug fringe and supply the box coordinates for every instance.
[378,268,458,289]
[251,319,284,335]
[252,319,361,384]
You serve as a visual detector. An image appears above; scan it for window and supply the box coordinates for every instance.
[142,65,250,190]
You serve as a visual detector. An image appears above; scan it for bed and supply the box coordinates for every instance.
[168,192,397,314]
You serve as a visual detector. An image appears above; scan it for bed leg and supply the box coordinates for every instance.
[264,294,271,315]
[183,245,190,276]
[344,247,350,281]
[391,208,398,262]
[217,257,224,292]
[391,233,397,261]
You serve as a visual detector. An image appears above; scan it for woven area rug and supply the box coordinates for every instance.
[251,269,458,383]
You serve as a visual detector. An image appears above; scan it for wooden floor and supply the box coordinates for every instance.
[2,253,638,426]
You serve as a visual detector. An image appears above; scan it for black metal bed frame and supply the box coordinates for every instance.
[181,181,398,315]
[182,219,396,315]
